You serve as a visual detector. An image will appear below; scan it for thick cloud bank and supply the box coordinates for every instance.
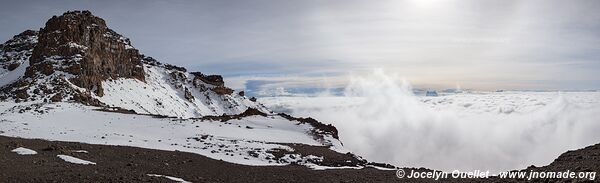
[261,70,600,173]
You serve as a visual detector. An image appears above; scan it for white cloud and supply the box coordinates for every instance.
[260,70,600,172]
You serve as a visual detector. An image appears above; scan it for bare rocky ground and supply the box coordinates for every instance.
[0,135,403,182]
[1,135,598,182]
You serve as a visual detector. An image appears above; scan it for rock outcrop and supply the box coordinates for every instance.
[0,30,37,71]
[25,10,145,96]
[191,72,225,87]
[190,72,233,95]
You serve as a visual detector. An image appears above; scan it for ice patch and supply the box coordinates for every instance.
[11,147,37,155]
[57,155,96,165]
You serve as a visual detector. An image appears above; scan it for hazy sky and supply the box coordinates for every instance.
[1,0,599,92]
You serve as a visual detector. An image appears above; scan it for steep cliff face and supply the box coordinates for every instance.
[26,10,145,96]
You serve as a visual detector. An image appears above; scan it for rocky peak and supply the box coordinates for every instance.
[26,10,145,96]
[1,10,258,116]
[0,30,37,71]
[0,30,37,54]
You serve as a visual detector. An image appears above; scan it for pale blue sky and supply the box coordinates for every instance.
[1,0,599,93]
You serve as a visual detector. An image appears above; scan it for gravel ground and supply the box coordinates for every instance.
[1,135,598,182]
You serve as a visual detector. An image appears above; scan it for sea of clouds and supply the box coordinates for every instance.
[260,70,600,173]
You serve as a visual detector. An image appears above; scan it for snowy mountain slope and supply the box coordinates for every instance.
[0,11,263,118]
[0,61,29,87]
[0,10,361,170]
[0,101,343,167]
[0,30,37,88]
[97,62,267,118]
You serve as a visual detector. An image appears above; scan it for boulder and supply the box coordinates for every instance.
[6,63,20,71]
[50,94,63,102]
[211,86,233,95]
[15,90,29,99]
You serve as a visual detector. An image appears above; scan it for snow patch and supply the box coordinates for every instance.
[57,155,96,165]
[308,165,364,170]
[147,174,191,183]
[11,147,37,155]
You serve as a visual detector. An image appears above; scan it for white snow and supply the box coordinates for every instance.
[0,61,28,87]
[0,102,340,166]
[11,147,37,155]
[96,65,264,118]
[56,155,96,165]
[67,42,88,50]
[0,36,341,168]
[308,165,364,170]
[365,165,397,171]
[0,32,36,87]
[0,27,347,169]
[147,174,191,183]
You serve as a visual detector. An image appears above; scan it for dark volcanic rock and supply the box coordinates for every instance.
[50,93,63,102]
[72,91,103,106]
[0,135,405,183]
[279,113,340,140]
[6,62,20,71]
[0,30,37,53]
[191,72,225,87]
[164,64,187,72]
[200,108,267,122]
[15,90,29,99]
[0,30,37,70]
[184,87,194,101]
[190,71,234,95]
[27,10,145,96]
[211,85,234,95]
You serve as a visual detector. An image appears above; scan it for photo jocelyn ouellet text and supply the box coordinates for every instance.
[396,169,596,181]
